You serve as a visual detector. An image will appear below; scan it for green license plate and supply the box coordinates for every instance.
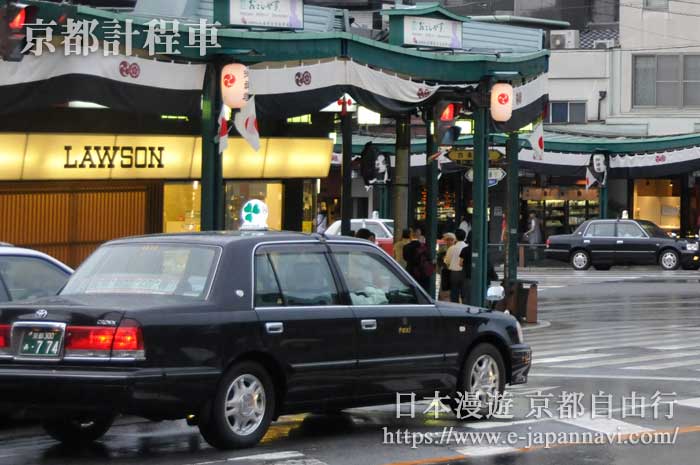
[19,329,63,357]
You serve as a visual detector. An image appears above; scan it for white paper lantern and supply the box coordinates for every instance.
[490,83,513,122]
[221,63,249,110]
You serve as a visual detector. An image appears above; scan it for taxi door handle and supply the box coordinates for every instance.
[616,240,624,244]
[265,322,284,334]
[361,319,377,331]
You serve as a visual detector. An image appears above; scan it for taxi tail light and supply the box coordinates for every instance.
[0,325,10,350]
[111,319,145,359]
[65,326,115,358]
[64,320,145,360]
[545,239,551,249]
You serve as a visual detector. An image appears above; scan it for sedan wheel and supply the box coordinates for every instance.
[660,250,680,271]
[570,250,591,270]
[453,343,506,417]
[199,362,275,450]
[469,354,501,405]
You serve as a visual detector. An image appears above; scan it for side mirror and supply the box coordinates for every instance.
[486,285,505,302]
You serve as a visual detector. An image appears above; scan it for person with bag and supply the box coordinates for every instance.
[403,228,433,292]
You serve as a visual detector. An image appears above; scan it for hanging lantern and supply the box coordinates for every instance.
[221,63,249,109]
[490,82,513,122]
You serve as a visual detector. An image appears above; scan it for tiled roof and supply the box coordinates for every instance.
[580,28,619,49]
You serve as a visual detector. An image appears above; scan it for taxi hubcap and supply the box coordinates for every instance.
[225,374,266,436]
[573,252,588,269]
[469,355,500,405]
[662,252,677,269]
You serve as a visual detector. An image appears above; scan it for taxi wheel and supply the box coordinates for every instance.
[42,413,115,444]
[199,361,275,450]
[452,343,506,417]
[659,250,680,271]
[570,250,591,270]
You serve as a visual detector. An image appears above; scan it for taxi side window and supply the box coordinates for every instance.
[255,251,339,307]
[617,223,645,238]
[585,223,615,237]
[333,250,418,305]
[254,254,284,307]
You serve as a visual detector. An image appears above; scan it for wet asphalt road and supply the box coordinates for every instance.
[3,268,700,465]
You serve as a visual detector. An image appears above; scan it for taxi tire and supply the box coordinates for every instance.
[199,361,275,450]
[452,343,506,417]
[41,413,115,444]
[570,250,591,271]
[659,249,680,271]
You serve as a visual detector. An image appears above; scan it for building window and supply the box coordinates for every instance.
[644,0,668,11]
[546,102,586,124]
[634,55,700,107]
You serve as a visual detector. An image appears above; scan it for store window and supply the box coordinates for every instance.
[302,179,317,233]
[225,182,283,231]
[546,102,586,124]
[164,182,201,233]
[634,179,680,231]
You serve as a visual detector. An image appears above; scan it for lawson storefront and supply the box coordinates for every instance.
[0,133,332,267]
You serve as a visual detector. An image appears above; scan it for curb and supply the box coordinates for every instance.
[522,319,551,331]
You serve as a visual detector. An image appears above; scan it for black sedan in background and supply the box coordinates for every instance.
[546,219,700,271]
[0,231,530,450]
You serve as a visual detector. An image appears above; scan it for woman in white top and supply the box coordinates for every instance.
[444,228,468,303]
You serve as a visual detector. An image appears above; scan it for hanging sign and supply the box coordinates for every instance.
[229,0,304,29]
[221,63,249,109]
[490,83,514,122]
[403,17,463,49]
[466,168,507,187]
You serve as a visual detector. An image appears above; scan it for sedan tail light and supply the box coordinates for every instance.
[545,239,551,249]
[0,325,10,353]
[111,319,144,359]
[65,319,144,360]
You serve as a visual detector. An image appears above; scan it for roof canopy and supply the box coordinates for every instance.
[24,0,548,83]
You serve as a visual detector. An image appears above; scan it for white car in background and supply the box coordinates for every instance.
[0,244,73,302]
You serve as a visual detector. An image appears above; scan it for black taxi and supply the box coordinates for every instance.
[546,219,700,271]
[0,231,530,449]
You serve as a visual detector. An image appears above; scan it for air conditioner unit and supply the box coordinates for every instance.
[550,30,580,50]
[593,39,616,49]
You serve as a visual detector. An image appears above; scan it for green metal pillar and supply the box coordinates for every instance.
[340,111,353,236]
[470,90,490,307]
[426,111,438,297]
[393,116,410,241]
[201,63,220,231]
[505,132,520,287]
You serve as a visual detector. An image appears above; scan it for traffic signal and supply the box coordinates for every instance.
[434,101,462,146]
[1,2,38,62]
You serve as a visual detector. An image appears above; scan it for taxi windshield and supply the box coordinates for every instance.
[61,243,219,298]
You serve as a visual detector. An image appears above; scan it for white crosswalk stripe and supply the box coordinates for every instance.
[552,351,700,369]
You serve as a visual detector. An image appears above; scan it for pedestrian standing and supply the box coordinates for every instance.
[393,229,411,268]
[438,233,456,301]
[445,229,468,303]
[403,228,433,292]
[524,211,543,261]
[315,207,328,234]
[459,231,472,305]
[458,213,471,237]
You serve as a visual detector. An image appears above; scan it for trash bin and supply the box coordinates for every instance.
[504,279,538,324]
